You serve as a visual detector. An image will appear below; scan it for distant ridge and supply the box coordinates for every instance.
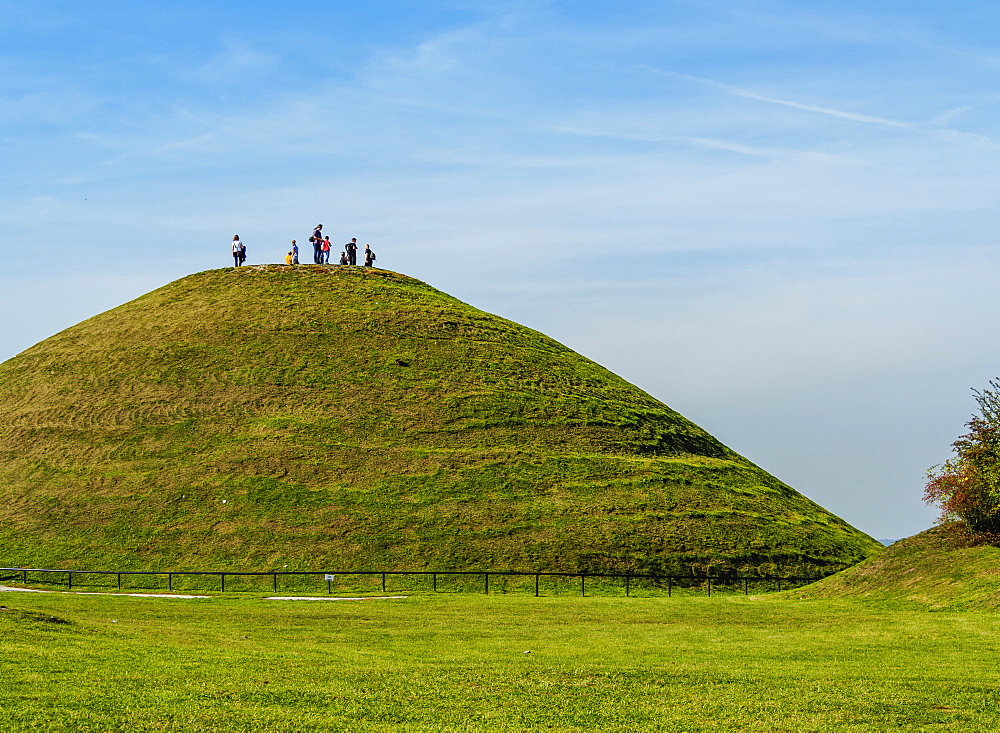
[0,265,881,574]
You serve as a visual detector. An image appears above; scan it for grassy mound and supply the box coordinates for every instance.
[0,265,880,574]
[790,524,1000,610]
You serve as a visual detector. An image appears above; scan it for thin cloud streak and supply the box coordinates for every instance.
[639,65,1000,150]
[640,65,915,129]
[554,125,777,157]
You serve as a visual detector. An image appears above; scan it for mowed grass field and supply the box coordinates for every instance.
[3,590,1000,732]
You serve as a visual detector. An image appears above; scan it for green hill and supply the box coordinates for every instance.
[790,524,1000,609]
[0,265,880,575]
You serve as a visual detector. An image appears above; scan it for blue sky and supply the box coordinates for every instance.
[4,0,1000,539]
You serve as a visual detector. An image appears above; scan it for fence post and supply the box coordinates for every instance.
[117,573,122,591]
[273,573,278,593]
[221,573,226,593]
[484,573,489,595]
[22,569,27,584]
[327,577,331,595]
[707,578,711,597]
[68,571,72,590]
[581,575,586,597]
[535,574,539,597]
[381,573,386,592]
[668,577,672,597]
[168,573,173,592]
[433,573,437,593]
[625,574,630,597]
[744,578,749,595]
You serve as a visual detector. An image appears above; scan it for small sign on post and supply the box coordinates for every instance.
[325,574,335,594]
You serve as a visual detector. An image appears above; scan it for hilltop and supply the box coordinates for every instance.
[0,265,881,574]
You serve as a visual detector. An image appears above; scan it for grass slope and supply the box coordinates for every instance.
[3,592,1000,731]
[792,524,1000,610]
[0,265,880,574]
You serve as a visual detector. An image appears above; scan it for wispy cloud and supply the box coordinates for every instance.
[930,105,973,126]
[680,136,775,157]
[640,65,914,129]
[554,125,777,157]
[188,38,279,84]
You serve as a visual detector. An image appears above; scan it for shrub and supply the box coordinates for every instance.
[924,379,1000,535]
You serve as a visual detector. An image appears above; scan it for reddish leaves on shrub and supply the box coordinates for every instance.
[924,418,1000,535]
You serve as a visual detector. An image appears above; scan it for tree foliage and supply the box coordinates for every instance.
[924,379,1000,535]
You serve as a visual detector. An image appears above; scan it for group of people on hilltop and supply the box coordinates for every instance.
[284,224,377,267]
[230,225,378,268]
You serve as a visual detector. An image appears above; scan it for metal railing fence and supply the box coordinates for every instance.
[0,566,828,597]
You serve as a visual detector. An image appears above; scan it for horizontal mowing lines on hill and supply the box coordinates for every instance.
[0,266,881,576]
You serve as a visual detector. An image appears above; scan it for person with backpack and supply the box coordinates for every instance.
[232,235,244,267]
[345,238,358,266]
[364,245,376,267]
[312,225,324,264]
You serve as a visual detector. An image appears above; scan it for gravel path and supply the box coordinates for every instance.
[0,585,406,601]
[0,585,210,599]
[264,596,407,601]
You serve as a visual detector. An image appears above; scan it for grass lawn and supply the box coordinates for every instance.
[2,590,999,731]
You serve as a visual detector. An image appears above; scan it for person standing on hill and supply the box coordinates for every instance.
[339,251,348,265]
[291,240,299,264]
[345,237,358,266]
[364,245,376,267]
[322,236,332,264]
[232,235,244,267]
[312,225,324,264]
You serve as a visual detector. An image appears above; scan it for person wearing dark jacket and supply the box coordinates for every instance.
[311,225,324,264]
[364,245,376,267]
[345,237,358,266]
